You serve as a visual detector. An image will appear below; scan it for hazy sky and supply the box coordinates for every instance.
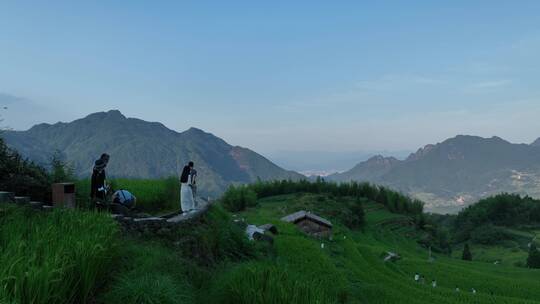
[1,1,540,154]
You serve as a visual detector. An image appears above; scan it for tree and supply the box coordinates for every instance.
[50,150,75,183]
[0,137,50,202]
[462,243,472,261]
[346,197,366,229]
[527,243,540,269]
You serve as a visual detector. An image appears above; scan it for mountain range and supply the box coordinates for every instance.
[329,135,540,213]
[2,110,303,198]
[4,110,540,213]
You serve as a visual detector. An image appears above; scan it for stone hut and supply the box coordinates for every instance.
[281,210,332,238]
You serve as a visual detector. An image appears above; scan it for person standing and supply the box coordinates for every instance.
[190,166,199,209]
[90,153,110,204]
[180,161,196,213]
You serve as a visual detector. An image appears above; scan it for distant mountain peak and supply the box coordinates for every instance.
[532,138,540,147]
[84,110,126,121]
[406,144,436,161]
[366,155,399,164]
[185,127,207,134]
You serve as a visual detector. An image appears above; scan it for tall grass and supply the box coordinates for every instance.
[76,177,180,213]
[0,205,118,304]
[207,262,337,304]
[100,241,194,304]
[176,205,258,266]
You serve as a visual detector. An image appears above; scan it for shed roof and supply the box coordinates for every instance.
[281,210,333,228]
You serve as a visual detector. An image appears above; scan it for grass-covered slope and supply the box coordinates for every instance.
[3,186,540,303]
[229,193,540,303]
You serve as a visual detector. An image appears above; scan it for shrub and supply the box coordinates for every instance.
[221,185,258,212]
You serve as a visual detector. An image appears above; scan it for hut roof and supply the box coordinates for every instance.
[281,210,333,228]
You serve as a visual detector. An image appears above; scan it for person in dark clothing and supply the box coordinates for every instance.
[90,153,110,201]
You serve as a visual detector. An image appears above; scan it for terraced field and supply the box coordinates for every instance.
[238,193,540,303]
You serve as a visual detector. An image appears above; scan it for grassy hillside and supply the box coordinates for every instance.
[3,183,540,303]
[232,193,540,303]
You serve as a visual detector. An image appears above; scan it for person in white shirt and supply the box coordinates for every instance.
[180,161,196,213]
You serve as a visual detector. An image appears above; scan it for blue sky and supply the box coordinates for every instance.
[1,1,540,154]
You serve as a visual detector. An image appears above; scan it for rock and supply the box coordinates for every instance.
[259,224,278,235]
[133,217,165,223]
[14,196,30,205]
[42,205,54,211]
[166,209,204,223]
[0,192,15,204]
[383,251,401,262]
[245,225,265,241]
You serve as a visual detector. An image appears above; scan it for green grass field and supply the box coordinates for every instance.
[3,188,540,303]
[75,177,180,213]
[232,193,540,303]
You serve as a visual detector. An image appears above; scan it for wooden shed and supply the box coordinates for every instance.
[281,210,333,238]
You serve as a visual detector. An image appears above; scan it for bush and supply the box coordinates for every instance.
[221,185,258,212]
